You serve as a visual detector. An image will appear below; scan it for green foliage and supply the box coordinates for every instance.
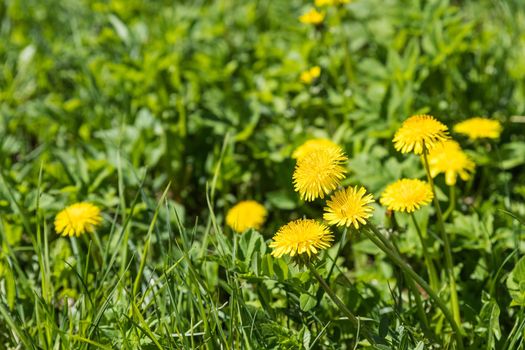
[1,0,525,348]
[507,257,525,307]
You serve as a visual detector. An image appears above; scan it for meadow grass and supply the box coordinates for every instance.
[1,0,525,349]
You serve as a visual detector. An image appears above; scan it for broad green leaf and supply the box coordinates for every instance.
[299,293,316,312]
[478,292,501,349]
[507,256,525,306]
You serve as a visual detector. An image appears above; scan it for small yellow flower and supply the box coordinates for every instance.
[315,0,334,6]
[428,140,475,186]
[55,202,102,237]
[292,138,338,160]
[393,115,449,154]
[324,186,375,229]
[454,117,502,140]
[299,9,324,25]
[380,179,434,213]
[226,200,267,233]
[299,66,321,84]
[315,0,350,6]
[270,219,333,258]
[293,145,347,201]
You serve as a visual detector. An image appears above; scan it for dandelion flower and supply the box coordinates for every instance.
[380,179,434,213]
[293,145,347,201]
[292,138,339,160]
[226,200,267,233]
[55,202,102,237]
[427,140,475,186]
[393,115,449,154]
[324,186,375,228]
[454,117,502,140]
[299,9,324,25]
[270,219,333,258]
[299,66,321,84]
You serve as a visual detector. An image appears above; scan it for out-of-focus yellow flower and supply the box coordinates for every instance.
[55,202,102,237]
[292,138,338,160]
[226,200,267,233]
[427,140,475,186]
[300,66,321,84]
[454,117,502,140]
[315,0,350,6]
[293,145,347,201]
[393,115,449,154]
[299,9,324,25]
[323,186,374,229]
[315,0,334,6]
[270,219,333,258]
[380,179,434,213]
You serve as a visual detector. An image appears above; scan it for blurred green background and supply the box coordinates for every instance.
[2,0,525,221]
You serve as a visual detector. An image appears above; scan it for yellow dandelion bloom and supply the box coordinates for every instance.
[269,219,333,258]
[292,138,338,160]
[427,140,475,186]
[299,9,324,25]
[299,66,321,84]
[55,202,102,237]
[293,145,347,201]
[393,115,449,154]
[454,117,502,140]
[324,186,375,229]
[226,200,267,233]
[380,179,434,213]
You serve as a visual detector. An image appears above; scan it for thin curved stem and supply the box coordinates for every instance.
[411,213,440,291]
[334,6,354,83]
[365,224,464,349]
[443,185,456,221]
[405,270,432,336]
[307,262,375,344]
[368,226,432,336]
[422,142,462,327]
[326,228,347,283]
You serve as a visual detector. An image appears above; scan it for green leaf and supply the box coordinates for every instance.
[4,263,16,310]
[299,292,316,312]
[506,256,525,306]
[108,14,131,45]
[499,142,525,169]
[274,258,290,281]
[238,229,266,265]
[379,314,391,339]
[302,327,311,350]
[267,190,297,210]
[478,292,501,349]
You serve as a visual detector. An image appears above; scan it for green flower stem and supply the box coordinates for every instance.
[443,185,456,221]
[334,7,354,83]
[411,213,440,291]
[366,220,433,334]
[405,268,431,335]
[365,224,464,349]
[307,262,375,345]
[326,228,347,283]
[422,143,462,327]
[368,227,432,336]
